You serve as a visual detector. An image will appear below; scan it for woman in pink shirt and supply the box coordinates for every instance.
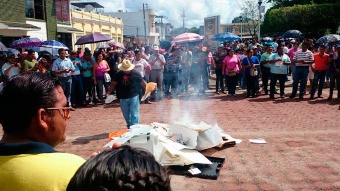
[288,43,300,76]
[93,53,110,104]
[222,49,241,96]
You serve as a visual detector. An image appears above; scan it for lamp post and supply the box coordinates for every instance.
[258,0,262,42]
[240,16,243,41]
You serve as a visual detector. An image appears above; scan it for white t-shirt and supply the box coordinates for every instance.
[149,54,165,70]
[132,58,149,77]
[2,62,20,78]
[283,47,289,54]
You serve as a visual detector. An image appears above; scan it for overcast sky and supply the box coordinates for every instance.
[78,0,271,28]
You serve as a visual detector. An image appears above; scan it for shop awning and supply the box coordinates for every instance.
[57,26,83,33]
[0,21,40,31]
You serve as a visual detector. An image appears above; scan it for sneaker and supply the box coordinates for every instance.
[269,95,275,99]
[317,95,323,98]
[215,92,220,95]
[221,91,227,94]
[289,95,296,99]
[144,100,152,104]
[280,95,285,98]
[299,96,304,99]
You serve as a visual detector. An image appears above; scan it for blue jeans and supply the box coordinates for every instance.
[329,71,340,98]
[310,70,327,97]
[120,95,140,128]
[226,74,238,95]
[206,64,211,88]
[82,76,94,103]
[215,69,224,92]
[71,75,85,105]
[164,70,179,96]
[290,63,296,76]
[96,79,110,102]
[292,66,309,97]
[261,66,271,94]
[60,77,72,104]
[182,66,191,92]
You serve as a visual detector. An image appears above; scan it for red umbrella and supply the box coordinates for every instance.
[171,33,203,44]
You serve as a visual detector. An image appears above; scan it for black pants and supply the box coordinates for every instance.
[246,74,256,97]
[261,67,271,94]
[270,73,286,96]
[215,69,224,92]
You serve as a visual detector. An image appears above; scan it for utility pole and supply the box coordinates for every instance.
[143,3,147,44]
[155,15,167,40]
[180,8,185,29]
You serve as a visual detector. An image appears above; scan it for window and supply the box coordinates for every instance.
[55,0,70,22]
[25,0,45,20]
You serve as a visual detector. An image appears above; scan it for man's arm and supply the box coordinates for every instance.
[106,81,117,96]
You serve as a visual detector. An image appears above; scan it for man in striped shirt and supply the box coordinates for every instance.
[290,42,314,99]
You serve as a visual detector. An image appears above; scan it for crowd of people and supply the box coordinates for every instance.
[0,36,340,191]
[1,38,339,108]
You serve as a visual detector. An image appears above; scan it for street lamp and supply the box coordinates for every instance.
[258,0,263,42]
[240,16,243,41]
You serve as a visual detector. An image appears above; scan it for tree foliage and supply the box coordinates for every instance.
[233,1,261,38]
[170,27,200,36]
[261,3,340,38]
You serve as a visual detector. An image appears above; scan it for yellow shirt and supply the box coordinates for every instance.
[0,146,85,191]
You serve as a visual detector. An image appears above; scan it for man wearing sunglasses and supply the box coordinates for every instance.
[0,72,85,191]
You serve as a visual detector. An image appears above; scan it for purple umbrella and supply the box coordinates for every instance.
[10,37,43,49]
[75,33,111,45]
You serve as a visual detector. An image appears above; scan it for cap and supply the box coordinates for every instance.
[290,40,296,44]
[7,53,18,59]
[153,45,159,51]
[251,46,257,50]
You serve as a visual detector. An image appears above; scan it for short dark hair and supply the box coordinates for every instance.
[0,72,62,134]
[319,44,326,49]
[27,49,35,55]
[67,145,171,191]
[58,48,65,54]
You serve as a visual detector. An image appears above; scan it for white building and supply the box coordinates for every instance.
[105,9,159,45]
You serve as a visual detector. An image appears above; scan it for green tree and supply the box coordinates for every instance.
[261,3,340,38]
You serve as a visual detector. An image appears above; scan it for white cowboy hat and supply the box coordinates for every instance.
[118,59,135,71]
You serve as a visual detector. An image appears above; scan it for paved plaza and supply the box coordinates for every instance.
[1,84,339,191]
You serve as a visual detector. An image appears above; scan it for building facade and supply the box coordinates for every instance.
[220,21,260,40]
[105,9,159,46]
[71,9,123,51]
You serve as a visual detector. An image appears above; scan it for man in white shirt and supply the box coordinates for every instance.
[290,42,314,99]
[2,53,21,79]
[149,46,165,101]
[52,49,75,105]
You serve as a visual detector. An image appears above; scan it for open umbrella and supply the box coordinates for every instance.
[0,42,8,51]
[316,34,340,44]
[282,30,303,38]
[10,37,43,49]
[171,33,203,44]
[262,37,273,41]
[109,41,125,49]
[212,32,241,42]
[75,33,111,45]
[42,40,68,49]
[7,48,20,55]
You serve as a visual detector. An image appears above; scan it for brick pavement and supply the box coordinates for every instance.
[1,83,339,191]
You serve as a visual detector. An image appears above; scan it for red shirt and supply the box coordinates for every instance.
[313,53,329,71]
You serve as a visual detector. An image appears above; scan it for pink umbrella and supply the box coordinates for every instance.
[109,41,125,49]
[171,33,203,44]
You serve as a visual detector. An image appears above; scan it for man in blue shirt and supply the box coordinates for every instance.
[52,49,75,105]
[269,45,291,99]
[328,44,340,100]
[70,51,85,107]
